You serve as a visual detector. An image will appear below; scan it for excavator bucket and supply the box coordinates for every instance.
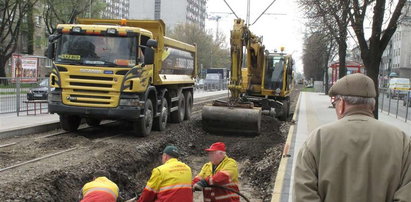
[202,105,262,135]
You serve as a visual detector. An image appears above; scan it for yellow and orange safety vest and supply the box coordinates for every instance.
[193,156,240,202]
[81,176,119,202]
[138,158,193,202]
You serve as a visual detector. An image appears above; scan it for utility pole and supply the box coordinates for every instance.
[246,0,251,26]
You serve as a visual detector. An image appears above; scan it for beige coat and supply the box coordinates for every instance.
[293,112,411,202]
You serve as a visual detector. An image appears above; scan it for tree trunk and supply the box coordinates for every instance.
[26,8,34,55]
[338,41,347,79]
[0,54,8,85]
[324,66,329,94]
[365,59,381,119]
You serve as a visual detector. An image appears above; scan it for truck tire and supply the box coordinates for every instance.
[170,93,185,123]
[86,118,101,127]
[60,115,81,132]
[133,99,153,137]
[184,91,193,120]
[153,97,168,131]
[279,99,290,121]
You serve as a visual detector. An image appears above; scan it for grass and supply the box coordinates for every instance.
[302,87,316,92]
[0,91,29,95]
[0,84,34,89]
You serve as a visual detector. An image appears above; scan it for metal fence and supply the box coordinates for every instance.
[0,77,50,115]
[379,88,410,122]
[195,79,229,91]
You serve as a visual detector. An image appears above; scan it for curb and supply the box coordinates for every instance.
[0,121,61,139]
[271,93,302,202]
[0,91,228,139]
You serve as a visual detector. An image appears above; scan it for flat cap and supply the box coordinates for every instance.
[329,73,376,98]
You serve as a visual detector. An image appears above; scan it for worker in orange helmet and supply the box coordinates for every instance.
[80,170,119,202]
[136,145,193,202]
[193,142,240,202]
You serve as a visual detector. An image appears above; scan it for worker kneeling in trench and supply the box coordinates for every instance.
[127,145,193,202]
[79,170,119,202]
[192,142,241,202]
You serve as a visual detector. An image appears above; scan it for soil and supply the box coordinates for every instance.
[0,87,300,202]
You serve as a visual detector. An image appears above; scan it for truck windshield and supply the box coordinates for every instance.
[264,56,284,90]
[55,34,137,67]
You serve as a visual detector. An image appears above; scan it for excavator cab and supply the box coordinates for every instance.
[264,55,285,91]
[262,52,294,97]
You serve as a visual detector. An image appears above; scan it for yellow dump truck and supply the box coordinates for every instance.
[46,19,197,136]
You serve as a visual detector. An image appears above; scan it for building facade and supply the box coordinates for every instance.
[129,0,207,29]
[102,0,130,19]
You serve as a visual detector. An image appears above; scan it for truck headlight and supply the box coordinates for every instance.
[48,92,61,102]
[275,88,281,94]
[120,98,140,106]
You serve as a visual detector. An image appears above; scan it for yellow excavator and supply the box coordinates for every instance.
[202,19,294,135]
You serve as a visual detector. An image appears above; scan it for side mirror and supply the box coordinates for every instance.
[46,43,55,59]
[144,47,155,65]
[146,39,158,48]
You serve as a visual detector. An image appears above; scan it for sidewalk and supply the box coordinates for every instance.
[272,92,411,202]
[0,90,229,136]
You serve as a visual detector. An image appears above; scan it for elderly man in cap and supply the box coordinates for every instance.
[193,142,240,202]
[293,73,411,202]
[136,145,193,202]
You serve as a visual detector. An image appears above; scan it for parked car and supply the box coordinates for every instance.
[387,78,411,99]
[27,79,50,100]
[195,79,204,89]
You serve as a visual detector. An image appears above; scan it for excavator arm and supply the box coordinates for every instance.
[202,19,263,135]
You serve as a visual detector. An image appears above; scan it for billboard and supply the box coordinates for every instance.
[11,54,38,83]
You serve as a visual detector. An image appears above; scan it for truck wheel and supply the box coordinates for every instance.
[86,118,101,127]
[134,99,154,137]
[279,99,290,121]
[170,93,185,123]
[60,115,81,132]
[184,91,193,120]
[153,97,168,131]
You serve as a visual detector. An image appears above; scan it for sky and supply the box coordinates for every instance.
[205,0,306,72]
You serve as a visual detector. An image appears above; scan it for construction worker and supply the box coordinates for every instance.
[80,170,119,202]
[136,145,193,202]
[193,142,240,202]
[293,73,411,202]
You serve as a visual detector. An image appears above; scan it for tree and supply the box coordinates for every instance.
[302,30,336,91]
[299,0,351,79]
[42,0,106,35]
[0,0,37,81]
[168,23,230,74]
[349,0,407,118]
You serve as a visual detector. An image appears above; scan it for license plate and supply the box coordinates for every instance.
[34,94,43,97]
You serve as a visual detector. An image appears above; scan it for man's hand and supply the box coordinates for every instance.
[193,179,208,192]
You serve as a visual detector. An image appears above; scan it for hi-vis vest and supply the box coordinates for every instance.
[193,156,240,202]
[81,176,119,202]
[138,158,193,202]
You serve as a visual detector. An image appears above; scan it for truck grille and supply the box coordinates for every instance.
[62,75,120,107]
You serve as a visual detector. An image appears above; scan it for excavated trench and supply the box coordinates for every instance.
[0,86,301,201]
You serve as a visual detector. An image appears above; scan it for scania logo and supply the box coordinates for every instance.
[66,96,77,101]
[80,69,103,74]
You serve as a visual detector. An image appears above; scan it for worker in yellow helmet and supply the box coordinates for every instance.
[80,170,119,202]
[193,142,240,202]
[136,145,193,202]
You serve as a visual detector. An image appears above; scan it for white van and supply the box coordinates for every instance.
[388,78,411,99]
